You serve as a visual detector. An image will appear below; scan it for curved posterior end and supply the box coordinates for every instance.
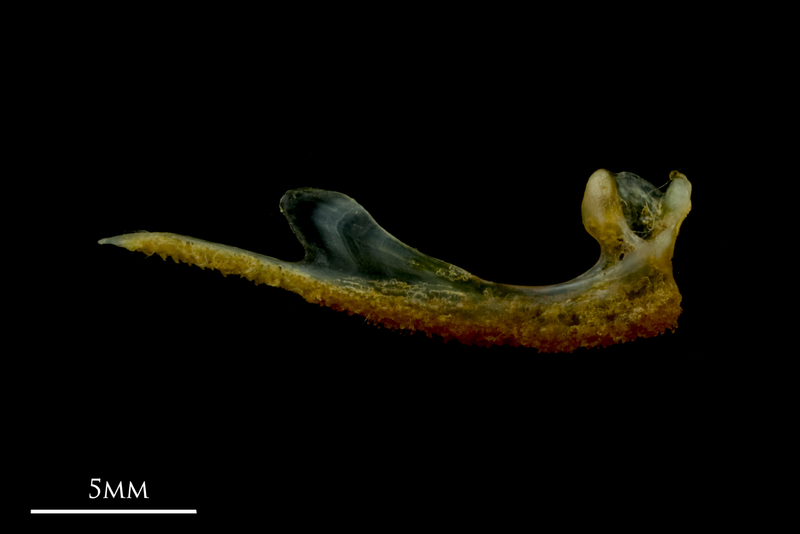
[581,169,692,261]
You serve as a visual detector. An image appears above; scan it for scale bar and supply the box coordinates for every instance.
[32,510,197,514]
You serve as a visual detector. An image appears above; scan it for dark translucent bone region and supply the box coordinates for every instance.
[281,187,501,300]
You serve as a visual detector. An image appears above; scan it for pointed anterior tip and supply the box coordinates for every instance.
[98,236,124,246]
[98,234,137,247]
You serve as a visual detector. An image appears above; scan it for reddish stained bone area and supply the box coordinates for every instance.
[105,232,682,352]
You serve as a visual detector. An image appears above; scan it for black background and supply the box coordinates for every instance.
[24,8,744,528]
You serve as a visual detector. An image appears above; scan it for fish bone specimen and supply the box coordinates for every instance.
[99,169,691,352]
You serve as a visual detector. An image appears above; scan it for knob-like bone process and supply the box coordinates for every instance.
[99,169,691,352]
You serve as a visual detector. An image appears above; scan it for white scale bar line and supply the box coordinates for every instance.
[31,509,196,514]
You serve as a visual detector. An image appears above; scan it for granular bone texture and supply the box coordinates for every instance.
[99,169,692,352]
